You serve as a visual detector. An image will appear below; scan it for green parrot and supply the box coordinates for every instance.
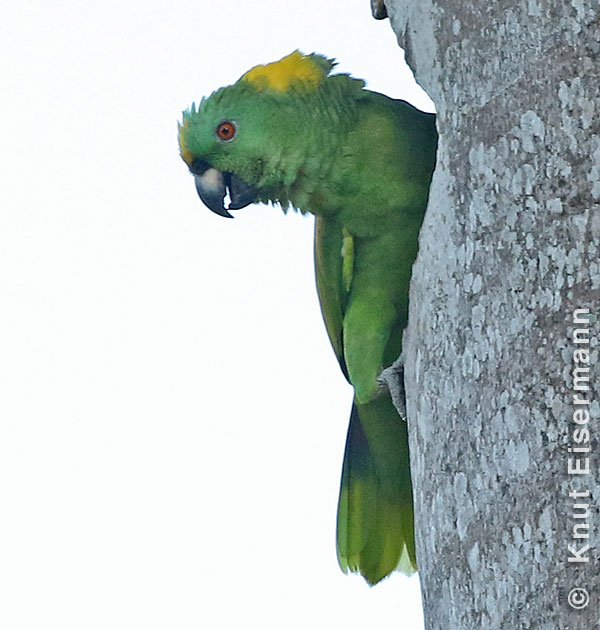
[178,51,437,585]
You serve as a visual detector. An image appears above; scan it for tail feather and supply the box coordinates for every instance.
[336,396,415,585]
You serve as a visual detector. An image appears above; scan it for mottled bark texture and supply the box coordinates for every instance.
[384,2,600,628]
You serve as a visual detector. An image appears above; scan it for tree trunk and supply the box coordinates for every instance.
[381,2,600,628]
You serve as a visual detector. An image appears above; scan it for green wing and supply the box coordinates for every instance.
[314,216,351,379]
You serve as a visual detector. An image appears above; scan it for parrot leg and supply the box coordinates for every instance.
[343,291,396,405]
[377,353,407,421]
[342,235,403,406]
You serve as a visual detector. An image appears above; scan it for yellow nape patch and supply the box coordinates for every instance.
[242,50,327,93]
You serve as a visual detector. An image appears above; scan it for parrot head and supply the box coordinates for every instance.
[178,50,365,217]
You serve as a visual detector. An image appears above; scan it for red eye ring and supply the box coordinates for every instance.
[216,121,236,141]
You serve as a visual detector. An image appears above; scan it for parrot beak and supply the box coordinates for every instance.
[191,160,257,219]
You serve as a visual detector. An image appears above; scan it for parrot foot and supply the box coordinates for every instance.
[377,354,407,420]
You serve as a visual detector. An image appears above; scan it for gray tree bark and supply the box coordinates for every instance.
[380,2,600,628]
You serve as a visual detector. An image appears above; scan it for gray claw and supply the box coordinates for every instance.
[377,353,407,420]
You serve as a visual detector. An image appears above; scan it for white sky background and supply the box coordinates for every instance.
[1,1,434,628]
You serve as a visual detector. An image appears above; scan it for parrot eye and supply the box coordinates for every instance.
[216,121,236,141]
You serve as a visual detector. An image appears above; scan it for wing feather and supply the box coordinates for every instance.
[313,216,351,379]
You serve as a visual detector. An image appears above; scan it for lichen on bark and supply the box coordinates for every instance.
[381,1,600,627]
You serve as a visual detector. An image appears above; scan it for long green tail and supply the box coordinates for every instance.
[336,394,415,585]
